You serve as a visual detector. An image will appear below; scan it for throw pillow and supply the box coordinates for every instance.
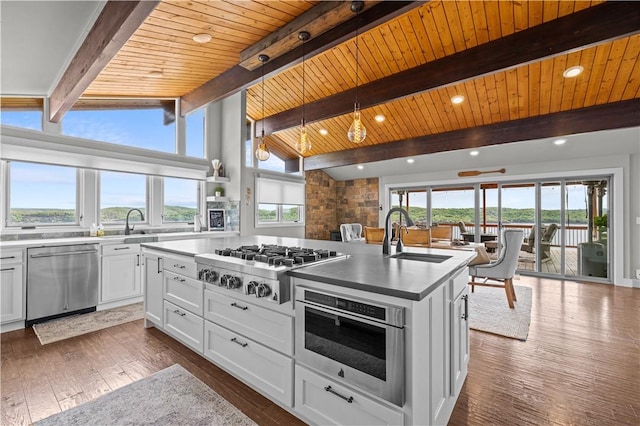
[468,246,491,266]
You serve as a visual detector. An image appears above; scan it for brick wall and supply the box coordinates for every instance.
[305,170,379,240]
[305,170,337,240]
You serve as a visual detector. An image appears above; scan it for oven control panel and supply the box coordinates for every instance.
[304,290,386,321]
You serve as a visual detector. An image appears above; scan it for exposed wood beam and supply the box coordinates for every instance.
[240,1,381,71]
[48,1,159,123]
[180,1,421,116]
[303,100,640,170]
[261,1,640,135]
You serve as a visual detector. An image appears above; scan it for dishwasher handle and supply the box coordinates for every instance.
[30,249,99,259]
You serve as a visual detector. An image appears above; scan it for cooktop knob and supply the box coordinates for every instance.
[256,282,271,298]
[246,280,258,295]
[226,275,242,289]
[220,274,231,287]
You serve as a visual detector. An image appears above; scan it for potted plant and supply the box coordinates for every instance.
[594,214,607,242]
[214,187,224,197]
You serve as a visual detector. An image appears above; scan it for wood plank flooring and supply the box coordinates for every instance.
[2,277,639,425]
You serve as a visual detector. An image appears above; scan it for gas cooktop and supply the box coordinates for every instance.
[213,244,343,267]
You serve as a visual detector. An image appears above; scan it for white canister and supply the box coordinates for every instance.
[193,215,201,232]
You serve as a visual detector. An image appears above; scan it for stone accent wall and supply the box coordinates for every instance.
[305,170,337,240]
[336,178,379,229]
[305,171,379,240]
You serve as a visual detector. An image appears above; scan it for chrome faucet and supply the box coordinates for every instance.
[382,207,414,255]
[124,208,144,235]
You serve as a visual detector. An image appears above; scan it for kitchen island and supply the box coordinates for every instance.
[141,236,474,425]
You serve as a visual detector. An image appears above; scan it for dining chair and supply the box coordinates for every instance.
[468,229,524,308]
[340,223,364,243]
[364,226,385,244]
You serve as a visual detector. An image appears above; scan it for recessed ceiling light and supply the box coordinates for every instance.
[374,114,385,123]
[553,138,567,145]
[470,150,479,156]
[147,70,164,78]
[192,33,212,43]
[319,129,328,136]
[357,165,364,170]
[563,65,584,78]
[451,95,465,104]
[407,158,414,164]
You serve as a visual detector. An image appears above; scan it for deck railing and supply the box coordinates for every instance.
[443,222,592,248]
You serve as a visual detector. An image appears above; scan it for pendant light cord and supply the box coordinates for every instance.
[302,37,305,125]
[355,9,359,108]
[261,60,265,139]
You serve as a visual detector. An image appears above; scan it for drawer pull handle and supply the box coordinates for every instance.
[324,386,353,403]
[1,267,16,272]
[173,264,186,269]
[1,256,16,260]
[230,337,248,347]
[230,302,248,311]
[173,276,186,282]
[173,309,186,317]
[114,247,131,250]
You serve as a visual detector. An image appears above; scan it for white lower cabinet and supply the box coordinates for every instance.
[295,364,403,426]
[142,252,163,327]
[163,271,203,315]
[451,279,470,397]
[1,250,25,324]
[163,300,203,352]
[203,289,293,355]
[101,244,141,303]
[204,320,293,407]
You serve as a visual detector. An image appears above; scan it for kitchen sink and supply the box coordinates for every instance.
[123,235,158,243]
[388,252,452,263]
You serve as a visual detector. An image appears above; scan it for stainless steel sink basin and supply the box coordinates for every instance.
[123,235,158,243]
[388,252,452,263]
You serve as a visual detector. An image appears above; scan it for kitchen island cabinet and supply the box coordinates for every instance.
[140,236,473,426]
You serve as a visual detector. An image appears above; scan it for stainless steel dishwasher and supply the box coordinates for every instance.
[27,244,99,326]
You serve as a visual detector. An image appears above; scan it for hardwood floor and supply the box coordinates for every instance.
[2,277,638,425]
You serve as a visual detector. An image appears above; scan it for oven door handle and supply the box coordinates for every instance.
[297,300,402,329]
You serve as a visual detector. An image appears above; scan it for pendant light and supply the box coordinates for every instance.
[347,1,366,144]
[255,54,271,161]
[296,30,312,154]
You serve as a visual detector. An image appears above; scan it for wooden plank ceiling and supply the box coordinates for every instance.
[40,1,640,168]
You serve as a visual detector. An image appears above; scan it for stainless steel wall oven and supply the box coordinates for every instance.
[295,286,405,406]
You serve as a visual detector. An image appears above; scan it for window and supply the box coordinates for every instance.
[186,108,205,158]
[163,177,198,223]
[7,161,77,225]
[100,171,147,223]
[62,100,176,153]
[255,176,305,226]
[0,97,43,131]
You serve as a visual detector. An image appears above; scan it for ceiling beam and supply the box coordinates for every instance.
[240,1,381,71]
[261,1,640,135]
[48,0,159,123]
[303,99,640,170]
[180,1,421,116]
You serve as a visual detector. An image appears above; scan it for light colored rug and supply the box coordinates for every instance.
[468,285,532,341]
[34,364,257,426]
[33,302,144,345]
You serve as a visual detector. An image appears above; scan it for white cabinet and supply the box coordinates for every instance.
[203,288,293,355]
[164,271,203,316]
[1,250,25,324]
[204,320,293,407]
[295,365,403,426]
[142,251,163,327]
[101,243,141,303]
[451,273,470,397]
[164,300,203,352]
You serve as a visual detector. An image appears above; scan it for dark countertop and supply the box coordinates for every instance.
[142,236,475,301]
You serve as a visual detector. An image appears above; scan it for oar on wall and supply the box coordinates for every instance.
[457,168,506,177]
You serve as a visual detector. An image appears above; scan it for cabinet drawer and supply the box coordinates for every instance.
[102,243,140,256]
[163,256,196,279]
[204,320,293,407]
[0,249,24,264]
[164,271,203,315]
[163,301,203,353]
[295,365,403,426]
[204,289,293,355]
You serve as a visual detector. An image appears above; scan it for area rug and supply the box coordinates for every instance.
[468,285,532,341]
[34,364,257,426]
[33,302,144,345]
